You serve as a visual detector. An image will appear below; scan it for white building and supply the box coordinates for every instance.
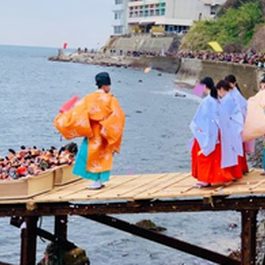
[113,0,128,35]
[113,0,226,35]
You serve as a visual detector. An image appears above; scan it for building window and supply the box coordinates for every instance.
[115,0,122,4]
[114,26,123,34]
[114,12,122,20]
[160,8,165,16]
[210,5,218,15]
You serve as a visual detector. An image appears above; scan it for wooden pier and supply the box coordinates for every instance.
[1,169,265,265]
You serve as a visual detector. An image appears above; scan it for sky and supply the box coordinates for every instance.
[0,0,113,49]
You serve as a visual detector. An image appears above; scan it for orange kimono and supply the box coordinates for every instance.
[54,90,125,173]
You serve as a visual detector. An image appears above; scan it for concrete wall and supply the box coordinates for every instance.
[176,58,263,98]
[131,56,181,73]
[103,35,176,55]
[176,58,202,85]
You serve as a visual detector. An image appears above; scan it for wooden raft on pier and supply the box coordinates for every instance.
[1,169,265,265]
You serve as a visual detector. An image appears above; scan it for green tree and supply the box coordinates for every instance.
[181,1,263,51]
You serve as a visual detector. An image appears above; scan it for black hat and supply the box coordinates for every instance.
[200,76,215,90]
[95,72,111,88]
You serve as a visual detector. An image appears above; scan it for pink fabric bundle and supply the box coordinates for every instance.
[193,83,205,97]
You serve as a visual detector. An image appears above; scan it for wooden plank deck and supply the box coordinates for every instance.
[0,169,265,205]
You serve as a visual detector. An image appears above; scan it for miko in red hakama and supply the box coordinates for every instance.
[190,91,244,185]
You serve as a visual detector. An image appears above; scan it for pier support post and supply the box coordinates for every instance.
[20,216,38,265]
[241,210,257,265]
[55,215,68,242]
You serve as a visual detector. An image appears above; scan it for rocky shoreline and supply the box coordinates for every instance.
[49,50,134,68]
[49,49,182,74]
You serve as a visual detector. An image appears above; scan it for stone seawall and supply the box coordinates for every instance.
[176,58,264,97]
[49,52,181,74]
[131,56,181,74]
[49,51,264,97]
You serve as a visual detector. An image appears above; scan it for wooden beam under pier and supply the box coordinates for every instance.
[1,196,265,217]
[20,216,38,265]
[241,210,258,265]
[83,214,240,265]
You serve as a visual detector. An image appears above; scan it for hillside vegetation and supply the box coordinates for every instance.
[181,0,264,51]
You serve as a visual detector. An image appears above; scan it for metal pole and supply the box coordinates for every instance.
[20,216,38,265]
[241,210,258,265]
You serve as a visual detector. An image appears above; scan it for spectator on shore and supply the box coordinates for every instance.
[176,50,265,68]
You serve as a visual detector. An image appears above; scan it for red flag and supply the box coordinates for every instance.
[59,96,79,113]
[63,42,68,49]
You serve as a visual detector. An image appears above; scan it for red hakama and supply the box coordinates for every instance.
[191,139,234,185]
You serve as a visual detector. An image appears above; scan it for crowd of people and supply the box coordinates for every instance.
[107,48,265,68]
[190,74,265,187]
[176,50,265,68]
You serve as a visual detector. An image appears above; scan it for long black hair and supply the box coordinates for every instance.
[200,76,217,99]
[216,80,231,92]
[225,74,242,94]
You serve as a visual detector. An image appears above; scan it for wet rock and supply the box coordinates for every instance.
[37,243,90,265]
[228,223,238,230]
[175,92,186,98]
[228,249,241,261]
[248,137,263,168]
[256,218,265,264]
[135,219,167,232]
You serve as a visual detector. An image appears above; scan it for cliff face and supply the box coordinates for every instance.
[220,0,265,13]
[220,0,251,12]
[261,0,265,15]
[251,25,265,52]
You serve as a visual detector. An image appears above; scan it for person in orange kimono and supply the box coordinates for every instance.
[54,72,125,189]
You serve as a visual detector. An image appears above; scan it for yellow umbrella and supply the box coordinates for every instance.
[208,41,223,53]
